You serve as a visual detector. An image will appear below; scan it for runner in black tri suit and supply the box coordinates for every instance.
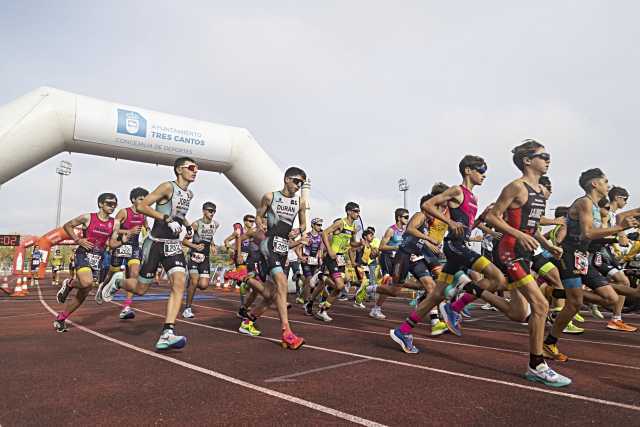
[98,157,197,350]
[182,202,220,319]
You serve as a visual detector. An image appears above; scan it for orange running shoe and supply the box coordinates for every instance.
[381,275,392,286]
[543,343,569,362]
[606,320,638,332]
[281,329,305,350]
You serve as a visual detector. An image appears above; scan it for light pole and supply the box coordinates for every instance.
[398,178,409,210]
[55,160,72,227]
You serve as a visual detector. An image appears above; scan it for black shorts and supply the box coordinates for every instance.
[246,251,268,282]
[440,240,491,284]
[259,237,288,276]
[591,248,621,278]
[302,263,321,278]
[188,251,210,277]
[392,250,432,284]
[139,238,187,284]
[52,265,60,273]
[324,254,347,279]
[380,252,395,276]
[74,248,103,281]
[558,247,608,290]
[284,260,301,278]
[110,244,143,269]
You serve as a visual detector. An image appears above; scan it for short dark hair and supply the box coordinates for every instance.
[578,168,605,192]
[597,197,610,208]
[512,139,544,171]
[458,155,486,177]
[431,182,449,195]
[539,175,552,191]
[345,202,360,212]
[174,157,197,177]
[285,166,307,180]
[243,214,255,222]
[129,187,149,201]
[394,208,409,221]
[362,229,374,238]
[202,202,216,210]
[366,226,376,233]
[554,206,569,218]
[98,193,117,206]
[608,186,629,201]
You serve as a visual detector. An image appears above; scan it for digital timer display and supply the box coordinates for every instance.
[0,235,21,246]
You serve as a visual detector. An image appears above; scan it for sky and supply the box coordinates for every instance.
[1,1,639,238]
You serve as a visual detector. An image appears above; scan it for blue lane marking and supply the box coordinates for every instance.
[112,293,218,302]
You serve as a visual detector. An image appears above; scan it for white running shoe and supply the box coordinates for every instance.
[155,329,187,350]
[119,306,135,320]
[99,271,124,303]
[481,303,497,311]
[524,362,571,387]
[182,307,194,319]
[369,307,387,320]
[314,310,333,322]
[590,304,605,320]
[353,301,366,309]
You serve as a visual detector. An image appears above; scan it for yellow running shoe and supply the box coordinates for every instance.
[562,321,584,335]
[295,296,305,304]
[431,321,448,336]
[543,343,568,362]
[573,312,585,323]
[238,320,261,337]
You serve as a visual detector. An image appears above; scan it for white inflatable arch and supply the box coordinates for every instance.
[0,87,283,207]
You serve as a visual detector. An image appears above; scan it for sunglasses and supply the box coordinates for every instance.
[313,223,323,227]
[473,164,488,174]
[530,152,551,161]
[245,219,256,223]
[602,205,611,211]
[183,164,198,172]
[290,177,305,186]
[204,208,216,213]
[401,215,410,219]
[103,201,117,208]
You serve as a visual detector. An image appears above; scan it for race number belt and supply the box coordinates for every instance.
[190,252,206,263]
[410,254,424,262]
[307,256,319,266]
[336,254,346,267]
[273,236,289,254]
[115,244,133,258]
[86,253,101,270]
[574,251,589,275]
[163,242,182,257]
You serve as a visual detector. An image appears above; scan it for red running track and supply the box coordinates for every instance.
[1,277,640,426]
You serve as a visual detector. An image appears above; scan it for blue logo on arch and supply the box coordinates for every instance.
[117,109,147,137]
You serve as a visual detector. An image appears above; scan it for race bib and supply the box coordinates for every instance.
[574,251,589,275]
[87,253,101,270]
[163,242,182,257]
[336,254,346,267]
[273,236,289,254]
[191,252,206,263]
[115,244,133,258]
[307,256,318,266]
[410,254,424,263]
[32,259,41,266]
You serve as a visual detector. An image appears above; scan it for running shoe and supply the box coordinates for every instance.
[237,306,249,319]
[573,312,585,323]
[381,275,392,286]
[295,296,305,304]
[460,306,472,319]
[439,302,462,336]
[542,343,568,362]
[562,321,584,334]
[238,320,261,336]
[546,307,560,327]
[303,301,313,316]
[525,362,572,387]
[369,307,386,320]
[353,301,366,309]
[281,329,304,350]
[314,309,333,322]
[182,307,194,319]
[56,279,72,304]
[481,303,497,311]
[431,321,448,336]
[53,319,68,333]
[590,304,604,320]
[119,306,135,320]
[98,271,124,304]
[390,328,419,354]
[338,293,349,302]
[155,329,187,350]
[606,319,638,332]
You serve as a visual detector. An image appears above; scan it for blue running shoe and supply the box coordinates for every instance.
[525,362,572,387]
[390,328,419,354]
[461,306,472,319]
[155,329,187,350]
[439,301,462,336]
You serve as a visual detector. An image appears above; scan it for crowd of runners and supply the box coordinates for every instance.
[39,140,640,389]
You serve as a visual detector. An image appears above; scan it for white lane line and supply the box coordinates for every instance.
[191,303,640,371]
[128,302,640,412]
[36,286,386,427]
[265,359,370,383]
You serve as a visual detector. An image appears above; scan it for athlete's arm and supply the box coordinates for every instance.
[63,214,93,250]
[578,198,637,241]
[136,182,172,221]
[298,198,308,236]
[322,220,342,259]
[424,186,465,237]
[535,229,562,258]
[615,207,640,226]
[256,192,273,232]
[486,181,539,252]
[108,219,123,249]
[379,227,396,252]
[477,223,502,240]
[182,220,205,251]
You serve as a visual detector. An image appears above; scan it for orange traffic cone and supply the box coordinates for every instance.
[1,276,10,295]
[11,278,25,297]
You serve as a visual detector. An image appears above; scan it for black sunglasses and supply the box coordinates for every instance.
[350,209,361,213]
[290,177,305,186]
[530,152,551,161]
[103,201,117,208]
[183,164,198,172]
[401,215,410,219]
[473,164,488,174]
[204,208,216,213]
